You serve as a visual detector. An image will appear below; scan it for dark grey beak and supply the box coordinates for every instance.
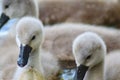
[74,65,89,80]
[17,44,32,67]
[0,13,10,29]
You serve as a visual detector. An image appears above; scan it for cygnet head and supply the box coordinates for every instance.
[1,0,38,18]
[16,17,44,67]
[0,0,38,28]
[72,32,106,80]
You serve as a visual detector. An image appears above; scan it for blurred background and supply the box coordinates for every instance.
[37,0,120,28]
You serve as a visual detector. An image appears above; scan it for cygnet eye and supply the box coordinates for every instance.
[31,35,36,41]
[4,5,9,9]
[86,55,92,60]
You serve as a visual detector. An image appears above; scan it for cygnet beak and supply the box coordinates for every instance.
[74,64,89,80]
[17,44,32,67]
[0,13,10,29]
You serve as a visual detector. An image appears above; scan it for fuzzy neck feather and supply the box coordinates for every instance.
[84,61,104,80]
[27,48,41,71]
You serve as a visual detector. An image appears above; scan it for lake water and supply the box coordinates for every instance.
[61,68,76,80]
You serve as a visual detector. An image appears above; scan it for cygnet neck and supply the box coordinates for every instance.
[27,47,41,71]
[84,61,104,80]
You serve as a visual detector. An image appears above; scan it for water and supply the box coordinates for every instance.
[61,68,76,80]
[0,19,19,36]
[0,19,18,32]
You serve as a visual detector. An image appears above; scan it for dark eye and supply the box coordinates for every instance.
[5,5,9,9]
[86,55,91,60]
[31,35,36,40]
